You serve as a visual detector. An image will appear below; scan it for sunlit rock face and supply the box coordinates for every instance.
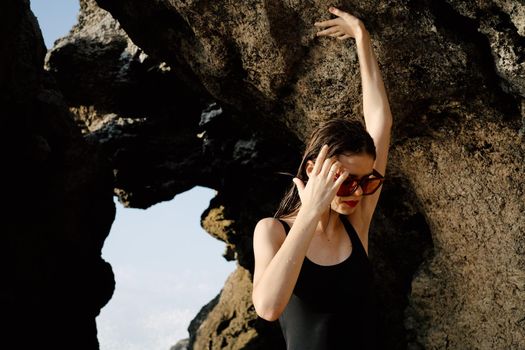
[1,0,115,348]
[35,0,525,348]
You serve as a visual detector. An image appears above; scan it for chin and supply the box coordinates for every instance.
[333,203,356,214]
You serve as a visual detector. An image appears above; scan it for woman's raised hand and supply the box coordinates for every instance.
[292,145,350,215]
[314,7,364,40]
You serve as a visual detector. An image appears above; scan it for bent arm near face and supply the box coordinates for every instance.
[251,208,321,321]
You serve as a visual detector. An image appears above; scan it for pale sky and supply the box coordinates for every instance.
[29,1,236,349]
[98,188,235,350]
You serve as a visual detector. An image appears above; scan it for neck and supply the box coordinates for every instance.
[317,209,342,239]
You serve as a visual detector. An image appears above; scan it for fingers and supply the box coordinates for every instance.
[329,31,345,37]
[320,157,336,177]
[316,26,341,36]
[314,7,360,39]
[312,145,329,175]
[333,168,350,188]
[314,18,339,28]
[326,161,342,183]
[328,6,349,18]
[311,146,348,189]
[292,177,305,193]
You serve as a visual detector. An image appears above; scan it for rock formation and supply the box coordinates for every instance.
[5,0,524,348]
[1,0,115,348]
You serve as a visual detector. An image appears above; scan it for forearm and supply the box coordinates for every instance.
[355,26,393,128]
[252,206,321,320]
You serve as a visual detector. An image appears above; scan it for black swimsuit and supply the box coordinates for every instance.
[277,213,380,350]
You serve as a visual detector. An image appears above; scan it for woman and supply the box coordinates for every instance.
[252,6,392,350]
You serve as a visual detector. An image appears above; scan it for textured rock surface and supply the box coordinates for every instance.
[188,266,285,349]
[392,108,525,349]
[1,0,115,348]
[32,0,525,349]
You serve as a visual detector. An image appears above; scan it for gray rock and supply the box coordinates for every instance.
[170,338,189,350]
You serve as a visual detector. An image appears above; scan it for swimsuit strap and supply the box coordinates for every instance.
[277,218,291,235]
[278,215,367,258]
[339,213,368,257]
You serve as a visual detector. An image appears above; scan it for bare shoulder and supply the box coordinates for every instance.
[254,217,287,244]
[252,217,288,283]
[254,217,286,236]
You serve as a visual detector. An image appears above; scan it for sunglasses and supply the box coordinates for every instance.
[335,169,384,197]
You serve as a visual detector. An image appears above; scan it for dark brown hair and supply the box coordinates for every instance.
[274,118,376,219]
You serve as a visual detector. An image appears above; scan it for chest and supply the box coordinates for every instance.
[294,248,374,311]
[306,232,353,266]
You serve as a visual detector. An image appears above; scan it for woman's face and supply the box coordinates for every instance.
[330,153,375,215]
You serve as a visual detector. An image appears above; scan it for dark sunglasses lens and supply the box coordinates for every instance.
[337,180,357,196]
[337,176,384,196]
[362,178,382,194]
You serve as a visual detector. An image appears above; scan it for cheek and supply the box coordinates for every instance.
[331,197,342,207]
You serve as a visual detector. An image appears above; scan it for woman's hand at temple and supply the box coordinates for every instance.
[314,7,365,40]
[292,145,350,215]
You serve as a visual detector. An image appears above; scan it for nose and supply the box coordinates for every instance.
[353,184,364,197]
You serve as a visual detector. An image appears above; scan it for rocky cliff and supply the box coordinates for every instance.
[1,0,115,348]
[4,0,524,349]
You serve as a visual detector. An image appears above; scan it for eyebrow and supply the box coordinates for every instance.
[347,171,375,179]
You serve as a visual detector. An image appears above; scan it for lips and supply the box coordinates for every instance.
[343,200,359,208]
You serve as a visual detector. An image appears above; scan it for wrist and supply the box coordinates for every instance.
[297,204,324,221]
[354,22,369,43]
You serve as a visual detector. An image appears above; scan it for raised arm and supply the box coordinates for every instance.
[315,7,393,226]
[355,23,392,177]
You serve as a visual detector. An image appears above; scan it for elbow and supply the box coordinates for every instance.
[252,292,283,322]
[254,305,281,322]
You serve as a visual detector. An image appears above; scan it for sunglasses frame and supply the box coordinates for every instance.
[336,169,385,197]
